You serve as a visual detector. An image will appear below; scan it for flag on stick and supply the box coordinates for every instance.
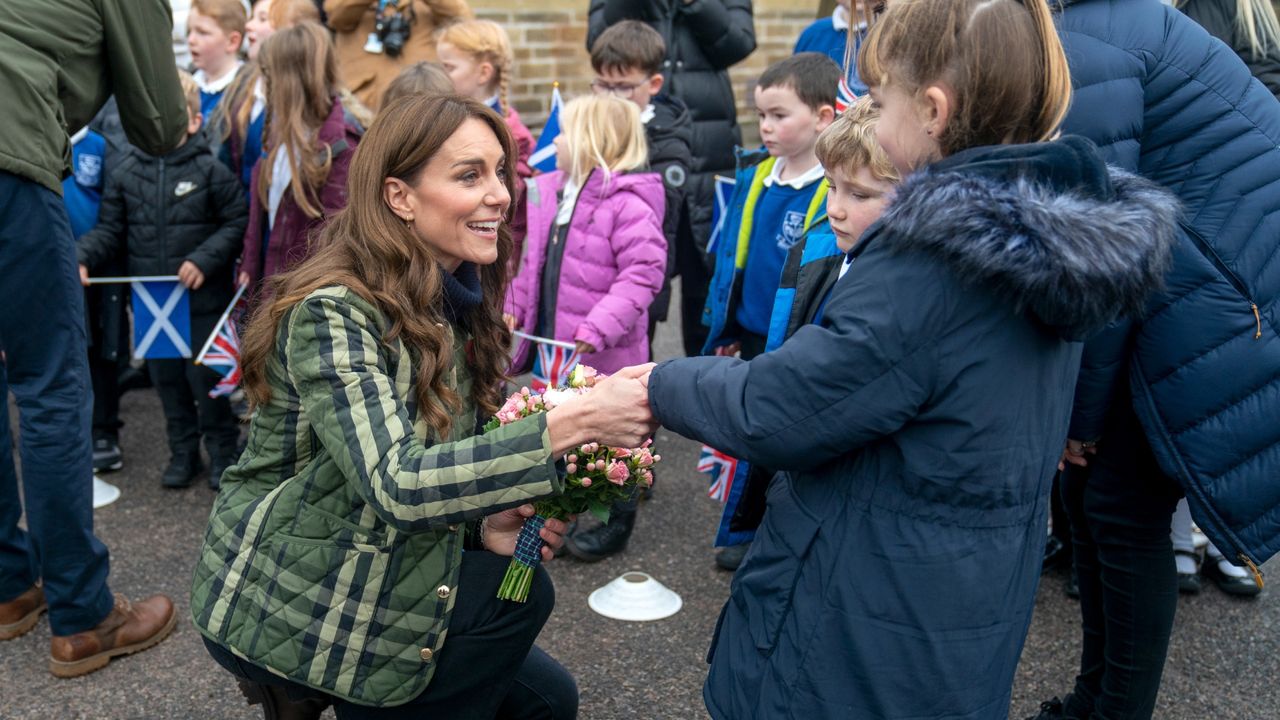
[529,84,563,173]
[195,284,249,398]
[130,280,191,359]
[698,445,739,503]
[531,341,579,393]
[706,175,736,254]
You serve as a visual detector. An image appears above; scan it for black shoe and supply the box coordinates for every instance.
[1203,557,1263,597]
[1043,535,1071,572]
[1175,549,1202,594]
[116,365,152,394]
[161,454,202,489]
[1026,696,1065,720]
[564,507,637,562]
[208,461,231,491]
[237,679,330,720]
[715,543,750,571]
[92,437,123,473]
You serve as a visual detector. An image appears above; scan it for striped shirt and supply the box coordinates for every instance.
[190,286,563,707]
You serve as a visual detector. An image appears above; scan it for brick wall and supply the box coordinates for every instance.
[473,1,823,144]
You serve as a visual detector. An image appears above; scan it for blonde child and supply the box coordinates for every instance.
[187,0,248,119]
[237,22,361,293]
[505,95,666,561]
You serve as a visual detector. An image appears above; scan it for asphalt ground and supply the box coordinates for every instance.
[2,279,1277,719]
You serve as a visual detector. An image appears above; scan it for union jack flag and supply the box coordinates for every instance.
[835,2,874,113]
[196,288,248,398]
[531,342,579,392]
[699,445,739,503]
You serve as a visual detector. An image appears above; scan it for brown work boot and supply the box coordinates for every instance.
[49,593,176,678]
[0,585,47,640]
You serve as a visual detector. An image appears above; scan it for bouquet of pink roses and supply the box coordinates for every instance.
[487,365,660,602]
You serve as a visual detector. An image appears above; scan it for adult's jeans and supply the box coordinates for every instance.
[1060,397,1182,720]
[0,171,115,635]
[204,551,577,719]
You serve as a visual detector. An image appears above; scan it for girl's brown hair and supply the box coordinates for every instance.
[858,0,1072,156]
[213,0,321,150]
[240,95,518,438]
[257,22,340,219]
[438,20,515,116]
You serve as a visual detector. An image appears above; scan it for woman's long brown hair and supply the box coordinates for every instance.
[257,22,340,219]
[239,95,519,439]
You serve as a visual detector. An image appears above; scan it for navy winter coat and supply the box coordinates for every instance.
[1058,0,1280,566]
[649,138,1178,720]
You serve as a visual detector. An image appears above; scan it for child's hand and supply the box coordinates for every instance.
[78,264,90,287]
[178,261,205,290]
[504,313,518,331]
[574,340,596,355]
[237,271,252,289]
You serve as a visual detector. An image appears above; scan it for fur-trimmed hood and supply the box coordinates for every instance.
[873,136,1179,340]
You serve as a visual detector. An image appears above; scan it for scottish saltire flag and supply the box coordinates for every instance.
[531,341,579,392]
[131,280,191,359]
[699,445,739,503]
[529,85,563,173]
[706,175,736,254]
[196,289,249,398]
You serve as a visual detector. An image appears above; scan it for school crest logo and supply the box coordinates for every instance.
[777,210,806,250]
[74,153,102,189]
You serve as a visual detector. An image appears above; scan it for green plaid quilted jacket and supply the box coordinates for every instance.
[190,286,563,707]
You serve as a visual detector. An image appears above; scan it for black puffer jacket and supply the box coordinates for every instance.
[589,0,754,261]
[78,130,248,320]
[646,94,694,320]
[1179,0,1280,98]
[588,0,755,176]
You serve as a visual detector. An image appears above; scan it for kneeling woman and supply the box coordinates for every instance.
[191,95,653,719]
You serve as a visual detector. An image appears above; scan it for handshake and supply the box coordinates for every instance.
[543,363,660,456]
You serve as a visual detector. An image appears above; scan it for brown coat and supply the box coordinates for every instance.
[324,0,471,111]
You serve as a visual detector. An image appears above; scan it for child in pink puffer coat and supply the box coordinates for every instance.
[507,95,667,377]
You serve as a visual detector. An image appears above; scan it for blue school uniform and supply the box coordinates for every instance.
[794,6,867,94]
[194,64,243,121]
[62,128,107,239]
[703,148,827,353]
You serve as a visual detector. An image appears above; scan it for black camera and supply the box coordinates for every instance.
[375,9,411,58]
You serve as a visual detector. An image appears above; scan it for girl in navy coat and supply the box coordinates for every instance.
[642,1,1179,718]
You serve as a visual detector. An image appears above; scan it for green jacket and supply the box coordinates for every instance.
[190,287,564,706]
[0,0,187,193]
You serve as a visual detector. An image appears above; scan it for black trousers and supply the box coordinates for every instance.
[204,551,578,720]
[146,358,238,460]
[674,232,711,358]
[1061,401,1183,720]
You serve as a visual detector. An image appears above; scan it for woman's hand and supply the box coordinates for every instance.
[545,363,658,454]
[78,264,91,287]
[504,313,518,331]
[574,340,596,355]
[482,504,571,562]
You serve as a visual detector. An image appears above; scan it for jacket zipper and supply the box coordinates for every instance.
[1239,553,1265,589]
[1181,223,1263,339]
[158,160,168,271]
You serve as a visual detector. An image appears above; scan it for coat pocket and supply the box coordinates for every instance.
[730,475,820,655]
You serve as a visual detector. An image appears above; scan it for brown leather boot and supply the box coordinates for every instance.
[0,585,46,640]
[49,593,176,678]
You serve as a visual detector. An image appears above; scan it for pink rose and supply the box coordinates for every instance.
[606,461,629,486]
[643,469,653,486]
[614,447,632,458]
[636,452,654,468]
[565,463,577,474]
[580,477,592,488]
